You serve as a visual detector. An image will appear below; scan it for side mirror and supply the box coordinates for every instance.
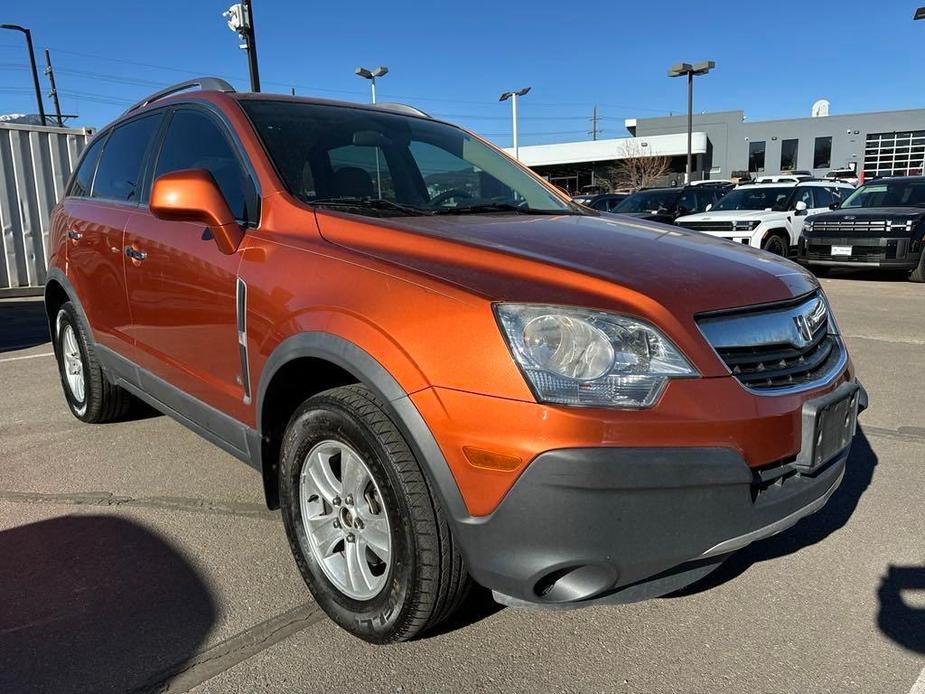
[794,200,808,215]
[150,169,244,255]
[829,202,841,210]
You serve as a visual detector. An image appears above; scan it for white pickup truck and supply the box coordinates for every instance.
[675,180,854,255]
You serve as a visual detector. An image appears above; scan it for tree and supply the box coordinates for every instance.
[597,141,672,191]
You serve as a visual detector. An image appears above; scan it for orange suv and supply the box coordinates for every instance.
[46,78,867,643]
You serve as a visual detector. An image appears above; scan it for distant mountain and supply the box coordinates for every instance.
[0,113,46,125]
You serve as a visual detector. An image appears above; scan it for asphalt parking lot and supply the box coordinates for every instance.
[1,271,923,694]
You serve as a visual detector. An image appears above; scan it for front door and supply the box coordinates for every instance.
[123,107,258,422]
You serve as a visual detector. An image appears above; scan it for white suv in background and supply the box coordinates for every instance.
[675,180,854,255]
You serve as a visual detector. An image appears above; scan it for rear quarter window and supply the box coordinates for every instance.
[67,136,106,198]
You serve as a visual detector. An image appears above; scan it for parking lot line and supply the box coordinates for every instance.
[909,667,925,694]
[0,351,54,364]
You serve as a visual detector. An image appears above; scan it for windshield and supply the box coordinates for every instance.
[613,189,680,213]
[240,99,576,217]
[711,186,793,212]
[841,179,925,208]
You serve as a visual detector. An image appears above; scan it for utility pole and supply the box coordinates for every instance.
[1,24,46,125]
[589,105,599,140]
[44,49,64,127]
[223,1,261,91]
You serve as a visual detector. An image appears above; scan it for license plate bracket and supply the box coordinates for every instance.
[796,382,860,472]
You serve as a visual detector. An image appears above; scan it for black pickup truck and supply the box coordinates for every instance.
[798,176,925,282]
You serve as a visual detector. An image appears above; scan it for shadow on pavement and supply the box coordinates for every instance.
[819,267,911,283]
[877,565,925,654]
[0,515,216,693]
[0,300,50,353]
[668,427,878,597]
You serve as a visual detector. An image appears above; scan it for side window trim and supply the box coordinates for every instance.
[150,103,260,227]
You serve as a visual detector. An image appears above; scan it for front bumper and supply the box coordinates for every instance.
[453,381,867,607]
[798,234,922,269]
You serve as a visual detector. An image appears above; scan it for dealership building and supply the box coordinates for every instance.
[506,105,925,192]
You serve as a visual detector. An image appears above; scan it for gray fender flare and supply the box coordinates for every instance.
[44,268,92,350]
[256,332,471,522]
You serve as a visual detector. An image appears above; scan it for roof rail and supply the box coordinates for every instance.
[124,77,236,114]
[374,102,431,119]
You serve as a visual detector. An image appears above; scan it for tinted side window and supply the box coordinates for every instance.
[813,187,834,208]
[793,187,815,208]
[92,115,161,202]
[154,110,251,221]
[68,136,105,197]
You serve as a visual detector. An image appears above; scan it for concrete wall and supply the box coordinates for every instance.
[633,108,925,179]
[0,122,93,290]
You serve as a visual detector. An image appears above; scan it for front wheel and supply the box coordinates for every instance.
[279,384,470,643]
[909,252,925,283]
[761,232,789,257]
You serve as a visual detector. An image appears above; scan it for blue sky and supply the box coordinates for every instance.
[2,1,924,146]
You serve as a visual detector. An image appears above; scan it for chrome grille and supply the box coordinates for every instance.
[697,293,845,392]
[678,220,734,233]
[812,219,888,234]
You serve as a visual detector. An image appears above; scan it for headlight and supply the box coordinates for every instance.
[495,304,697,408]
[734,220,760,231]
[803,220,814,232]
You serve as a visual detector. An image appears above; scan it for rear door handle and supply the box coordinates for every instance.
[66,230,82,241]
[124,246,147,261]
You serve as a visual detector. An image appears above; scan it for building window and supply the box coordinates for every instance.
[813,136,832,169]
[748,141,766,173]
[780,139,799,171]
[864,130,925,179]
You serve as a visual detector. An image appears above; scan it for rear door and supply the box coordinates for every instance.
[65,114,163,357]
[123,106,258,421]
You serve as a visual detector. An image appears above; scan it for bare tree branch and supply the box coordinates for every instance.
[596,141,672,192]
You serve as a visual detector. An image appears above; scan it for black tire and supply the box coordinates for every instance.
[761,232,789,257]
[54,302,132,423]
[909,252,925,283]
[279,384,470,643]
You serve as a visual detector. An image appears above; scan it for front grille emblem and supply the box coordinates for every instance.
[793,314,814,346]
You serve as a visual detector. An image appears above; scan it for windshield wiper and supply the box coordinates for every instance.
[307,197,432,216]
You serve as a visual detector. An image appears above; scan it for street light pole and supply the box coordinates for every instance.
[355,66,389,104]
[499,87,531,160]
[668,61,715,183]
[1,24,46,126]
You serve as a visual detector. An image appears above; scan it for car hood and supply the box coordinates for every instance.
[676,209,785,223]
[807,207,925,222]
[316,211,818,314]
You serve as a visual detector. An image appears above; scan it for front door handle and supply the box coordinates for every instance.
[66,230,82,241]
[124,246,147,261]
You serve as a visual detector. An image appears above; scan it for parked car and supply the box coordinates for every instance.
[823,169,860,187]
[46,78,866,644]
[676,180,854,255]
[755,174,813,183]
[798,175,925,281]
[612,184,732,224]
[573,192,629,212]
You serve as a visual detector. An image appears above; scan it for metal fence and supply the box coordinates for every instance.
[0,121,94,291]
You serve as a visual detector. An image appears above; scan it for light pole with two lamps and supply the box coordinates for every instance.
[355,66,389,104]
[667,61,714,183]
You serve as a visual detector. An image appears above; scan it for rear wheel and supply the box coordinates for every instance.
[761,232,789,257]
[55,302,132,423]
[279,384,470,643]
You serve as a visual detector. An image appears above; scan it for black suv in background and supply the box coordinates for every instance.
[573,192,629,212]
[613,183,733,225]
[799,176,925,282]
